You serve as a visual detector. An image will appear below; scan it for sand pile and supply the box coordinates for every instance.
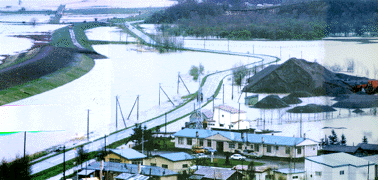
[287,104,336,113]
[254,95,289,109]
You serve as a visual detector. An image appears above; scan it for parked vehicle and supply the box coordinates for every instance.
[192,146,207,153]
[194,153,209,159]
[242,149,262,158]
[204,147,217,154]
[230,154,246,160]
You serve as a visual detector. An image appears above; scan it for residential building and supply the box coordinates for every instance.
[189,166,243,180]
[144,152,194,173]
[174,129,319,158]
[211,105,249,130]
[362,154,378,179]
[358,143,378,155]
[186,109,213,129]
[319,145,363,156]
[273,168,305,180]
[86,161,178,180]
[254,166,277,180]
[105,149,146,165]
[305,152,376,180]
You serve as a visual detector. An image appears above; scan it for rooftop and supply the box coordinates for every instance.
[357,143,378,151]
[156,152,194,162]
[274,168,305,174]
[110,148,147,160]
[174,129,315,146]
[321,145,361,153]
[215,105,246,114]
[305,152,376,168]
[115,173,149,180]
[87,161,178,177]
[192,167,242,180]
[362,154,378,164]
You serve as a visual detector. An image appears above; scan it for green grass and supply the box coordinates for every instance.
[0,54,94,105]
[0,47,41,70]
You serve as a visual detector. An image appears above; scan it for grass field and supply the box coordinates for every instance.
[0,53,94,105]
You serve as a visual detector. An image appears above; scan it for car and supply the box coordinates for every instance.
[194,153,209,159]
[192,146,207,154]
[242,150,262,158]
[242,149,262,158]
[204,147,217,154]
[230,154,246,160]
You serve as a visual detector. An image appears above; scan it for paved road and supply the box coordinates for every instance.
[30,22,279,175]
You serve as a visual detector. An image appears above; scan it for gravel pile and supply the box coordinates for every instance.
[287,104,336,113]
[282,95,302,104]
[254,95,289,109]
[243,58,368,96]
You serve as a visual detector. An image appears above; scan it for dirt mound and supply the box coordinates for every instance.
[242,58,367,96]
[332,94,378,109]
[254,95,289,109]
[287,104,336,113]
[282,95,302,104]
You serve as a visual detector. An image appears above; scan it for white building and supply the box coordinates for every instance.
[174,129,319,158]
[211,105,249,130]
[305,152,376,180]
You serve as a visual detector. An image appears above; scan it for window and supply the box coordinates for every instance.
[340,170,344,175]
[207,140,211,147]
[199,139,204,146]
[286,147,291,154]
[229,143,235,148]
[250,144,254,149]
[183,164,188,168]
[267,145,272,153]
[150,163,157,166]
[162,164,168,169]
[132,160,142,165]
[315,171,322,176]
[297,147,302,155]
[292,175,298,179]
[187,138,192,145]
[276,146,279,151]
[220,124,224,127]
[238,143,243,149]
[255,144,259,152]
[178,137,184,145]
[222,114,224,117]
[109,158,121,163]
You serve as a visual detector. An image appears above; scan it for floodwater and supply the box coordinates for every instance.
[1,25,378,160]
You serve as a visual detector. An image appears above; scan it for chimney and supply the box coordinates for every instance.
[138,163,141,174]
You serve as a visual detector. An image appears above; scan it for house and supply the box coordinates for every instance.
[211,105,250,130]
[358,143,378,155]
[305,152,376,180]
[144,152,194,173]
[319,145,363,156]
[273,168,305,180]
[254,166,277,180]
[362,154,378,179]
[105,149,146,165]
[115,173,149,180]
[77,169,96,179]
[189,166,243,180]
[86,161,178,180]
[186,109,213,129]
[174,129,319,158]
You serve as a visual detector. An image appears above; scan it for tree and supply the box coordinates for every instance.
[130,124,154,156]
[340,134,347,146]
[189,64,204,81]
[232,63,248,86]
[247,160,255,180]
[328,130,339,145]
[75,146,88,169]
[0,156,31,180]
[363,136,368,144]
[224,152,231,165]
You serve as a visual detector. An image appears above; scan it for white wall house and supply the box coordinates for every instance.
[305,152,376,180]
[174,129,319,158]
[211,105,249,130]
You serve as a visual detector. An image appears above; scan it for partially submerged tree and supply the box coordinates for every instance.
[363,136,368,144]
[189,64,204,81]
[328,130,339,145]
[232,63,248,86]
[340,134,347,146]
[0,156,31,180]
[75,146,88,168]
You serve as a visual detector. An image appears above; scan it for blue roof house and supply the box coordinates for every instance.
[174,128,319,158]
[305,152,376,180]
[144,152,195,173]
[105,148,147,165]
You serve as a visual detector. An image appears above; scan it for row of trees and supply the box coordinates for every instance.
[146,0,378,40]
[321,130,370,146]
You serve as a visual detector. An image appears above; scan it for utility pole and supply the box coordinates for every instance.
[300,110,303,138]
[104,135,107,153]
[24,131,26,158]
[63,145,66,179]
[253,44,254,54]
[159,83,161,106]
[87,109,90,141]
[116,96,118,131]
[223,84,225,104]
[177,72,180,94]
[137,95,139,123]
[238,103,240,130]
[232,77,234,100]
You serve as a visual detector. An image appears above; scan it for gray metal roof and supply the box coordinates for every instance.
[157,152,194,162]
[358,143,378,151]
[174,128,313,146]
[305,152,376,168]
[193,167,241,180]
[115,173,149,180]
[274,168,305,174]
[110,149,147,160]
[86,161,178,177]
[77,169,95,176]
[362,154,378,164]
[321,145,361,153]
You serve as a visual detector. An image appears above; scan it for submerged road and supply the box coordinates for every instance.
[31,22,279,175]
